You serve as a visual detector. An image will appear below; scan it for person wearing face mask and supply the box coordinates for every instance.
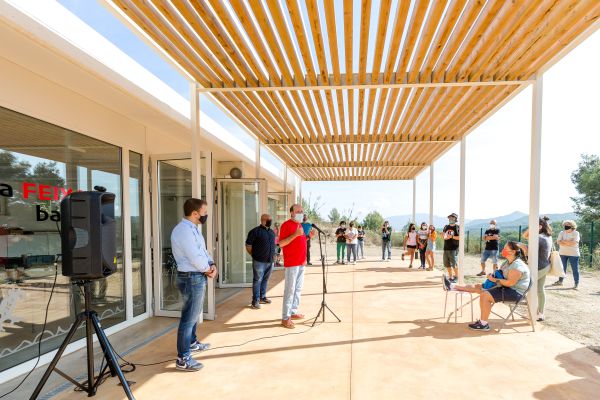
[246,214,276,309]
[425,225,437,271]
[443,213,460,283]
[335,221,348,264]
[417,222,429,270]
[478,220,501,276]
[279,204,308,329]
[521,216,553,321]
[554,219,581,289]
[402,223,418,268]
[468,241,531,331]
[170,198,217,371]
[381,221,392,261]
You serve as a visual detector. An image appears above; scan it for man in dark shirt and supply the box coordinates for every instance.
[443,213,460,283]
[478,219,500,276]
[246,214,276,309]
[381,221,392,261]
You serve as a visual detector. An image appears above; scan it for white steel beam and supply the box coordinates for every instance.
[458,137,466,286]
[412,179,416,223]
[190,82,202,199]
[429,164,434,226]
[528,75,543,328]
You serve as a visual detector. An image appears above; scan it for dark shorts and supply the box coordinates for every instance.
[487,286,523,303]
[406,245,417,249]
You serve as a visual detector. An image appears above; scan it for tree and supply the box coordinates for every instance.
[571,154,600,224]
[328,207,341,224]
[362,211,384,231]
[301,193,323,222]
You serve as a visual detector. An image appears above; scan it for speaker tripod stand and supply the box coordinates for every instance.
[311,230,341,327]
[30,280,135,400]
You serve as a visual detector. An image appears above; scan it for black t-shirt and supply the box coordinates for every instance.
[381,226,391,241]
[443,224,460,251]
[245,225,276,263]
[484,228,500,251]
[335,227,347,243]
[357,229,365,241]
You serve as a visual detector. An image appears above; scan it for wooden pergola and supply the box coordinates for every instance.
[107,0,600,182]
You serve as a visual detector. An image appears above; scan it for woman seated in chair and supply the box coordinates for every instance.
[468,241,531,331]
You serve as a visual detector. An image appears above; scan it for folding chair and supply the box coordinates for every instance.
[441,276,474,323]
[491,279,535,332]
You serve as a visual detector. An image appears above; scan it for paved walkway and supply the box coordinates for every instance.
[56,257,600,400]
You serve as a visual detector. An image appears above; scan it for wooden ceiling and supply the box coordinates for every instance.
[108,0,600,181]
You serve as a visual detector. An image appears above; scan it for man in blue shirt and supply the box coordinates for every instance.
[245,214,276,309]
[171,198,216,372]
[301,214,314,265]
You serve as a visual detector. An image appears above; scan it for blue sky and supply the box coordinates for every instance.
[58,1,600,221]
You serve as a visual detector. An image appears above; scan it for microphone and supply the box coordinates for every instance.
[311,223,328,236]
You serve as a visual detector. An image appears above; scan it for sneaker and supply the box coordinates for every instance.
[476,271,486,277]
[250,301,261,309]
[450,277,458,283]
[401,254,405,261]
[468,320,490,331]
[190,341,210,353]
[537,313,545,322]
[573,284,579,290]
[259,298,272,304]
[408,265,413,269]
[352,261,356,265]
[307,262,313,265]
[443,276,452,291]
[551,280,563,286]
[176,356,204,371]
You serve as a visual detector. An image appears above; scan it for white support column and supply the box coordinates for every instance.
[458,137,467,285]
[429,164,434,225]
[528,75,543,325]
[255,140,261,179]
[190,82,202,199]
[412,179,416,223]
[204,153,215,320]
[299,178,303,206]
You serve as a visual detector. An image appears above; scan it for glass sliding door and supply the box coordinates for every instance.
[151,156,210,317]
[218,180,266,287]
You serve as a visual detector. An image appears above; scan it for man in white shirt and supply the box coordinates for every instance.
[170,198,217,371]
[346,222,359,265]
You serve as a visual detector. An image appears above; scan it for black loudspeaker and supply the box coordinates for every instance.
[61,191,117,279]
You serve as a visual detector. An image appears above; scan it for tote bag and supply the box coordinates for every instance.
[548,245,566,278]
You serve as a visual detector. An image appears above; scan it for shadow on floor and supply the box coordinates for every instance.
[533,347,600,399]
[363,280,440,289]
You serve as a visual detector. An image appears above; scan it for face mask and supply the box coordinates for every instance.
[564,225,572,230]
[341,225,346,229]
[265,219,272,228]
[294,213,304,223]
[421,225,427,230]
[501,248,511,258]
[449,218,456,224]
[490,224,496,229]
[199,214,208,224]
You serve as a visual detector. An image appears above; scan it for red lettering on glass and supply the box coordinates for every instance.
[22,182,36,199]
[38,184,52,201]
[60,187,73,199]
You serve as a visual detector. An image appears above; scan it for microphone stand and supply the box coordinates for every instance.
[311,230,341,327]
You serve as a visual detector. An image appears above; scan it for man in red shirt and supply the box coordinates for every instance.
[279,203,308,329]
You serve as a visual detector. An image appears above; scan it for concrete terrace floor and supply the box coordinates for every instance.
[54,255,600,400]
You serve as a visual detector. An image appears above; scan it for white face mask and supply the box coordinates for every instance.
[294,213,304,223]
[490,224,496,229]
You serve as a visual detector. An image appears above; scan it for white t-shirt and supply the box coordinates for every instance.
[346,228,358,244]
[406,231,417,246]
[558,230,580,257]
[417,229,429,240]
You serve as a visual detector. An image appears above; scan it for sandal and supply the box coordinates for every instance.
[291,313,305,320]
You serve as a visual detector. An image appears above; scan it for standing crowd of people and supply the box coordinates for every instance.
[169,197,585,370]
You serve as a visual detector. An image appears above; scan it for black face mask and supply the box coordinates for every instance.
[564,226,572,230]
[265,219,272,228]
[199,214,208,224]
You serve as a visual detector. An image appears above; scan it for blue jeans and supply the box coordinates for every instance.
[347,243,357,262]
[357,240,364,258]
[282,266,305,319]
[252,260,273,302]
[176,272,207,359]
[382,240,391,259]
[559,255,580,285]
